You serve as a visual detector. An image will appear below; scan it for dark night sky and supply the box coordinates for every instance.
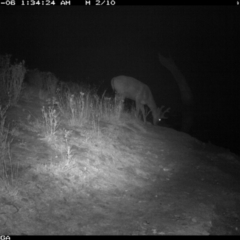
[0,6,239,154]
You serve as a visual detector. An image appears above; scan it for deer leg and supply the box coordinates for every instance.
[142,105,146,123]
[136,102,141,120]
[139,104,146,123]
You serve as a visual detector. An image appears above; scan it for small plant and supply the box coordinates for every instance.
[114,97,124,121]
[0,103,10,152]
[0,107,9,162]
[0,103,17,185]
[2,139,17,185]
[64,129,73,165]
[41,105,60,139]
[99,96,116,121]
[69,94,77,119]
[66,91,88,126]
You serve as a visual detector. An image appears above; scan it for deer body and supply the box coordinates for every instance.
[111,75,161,125]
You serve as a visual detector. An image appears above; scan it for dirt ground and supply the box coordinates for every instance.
[0,89,240,235]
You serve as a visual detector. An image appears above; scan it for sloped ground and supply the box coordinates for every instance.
[0,87,240,235]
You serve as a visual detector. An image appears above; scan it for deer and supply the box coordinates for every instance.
[111,75,170,125]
